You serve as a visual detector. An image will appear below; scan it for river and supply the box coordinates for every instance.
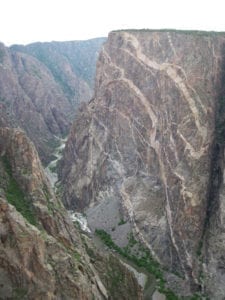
[45,136,67,188]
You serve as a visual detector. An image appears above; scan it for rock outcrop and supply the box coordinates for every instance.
[59,30,225,297]
[0,38,105,164]
[0,127,142,299]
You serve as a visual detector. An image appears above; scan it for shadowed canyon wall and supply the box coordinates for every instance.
[0,127,142,299]
[0,38,105,164]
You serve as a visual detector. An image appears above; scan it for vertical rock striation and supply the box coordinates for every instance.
[11,38,106,104]
[0,42,72,164]
[59,30,225,295]
[0,38,105,164]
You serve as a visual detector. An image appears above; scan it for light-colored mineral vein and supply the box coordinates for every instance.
[101,48,158,129]
[87,116,109,180]
[119,33,196,274]
[121,32,208,154]
[177,129,207,159]
[167,32,178,57]
[120,181,160,261]
[99,39,201,273]
[169,133,179,163]
[157,155,187,276]
[97,52,162,259]
[100,43,186,267]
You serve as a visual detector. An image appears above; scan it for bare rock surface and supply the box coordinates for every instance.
[0,38,105,164]
[59,30,225,297]
[0,127,142,299]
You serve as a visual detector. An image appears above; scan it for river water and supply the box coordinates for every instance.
[45,136,67,188]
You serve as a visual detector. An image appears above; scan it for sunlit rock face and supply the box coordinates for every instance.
[60,30,225,293]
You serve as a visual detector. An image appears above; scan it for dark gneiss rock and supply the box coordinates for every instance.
[0,127,142,299]
[0,38,105,164]
[59,30,225,297]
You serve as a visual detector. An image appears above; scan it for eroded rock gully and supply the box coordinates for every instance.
[59,30,225,297]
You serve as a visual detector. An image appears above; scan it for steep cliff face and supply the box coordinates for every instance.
[0,38,105,164]
[59,30,225,295]
[11,38,106,103]
[0,42,71,164]
[0,127,142,299]
[203,79,225,297]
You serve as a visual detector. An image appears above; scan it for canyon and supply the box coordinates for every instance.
[0,38,105,164]
[1,29,225,299]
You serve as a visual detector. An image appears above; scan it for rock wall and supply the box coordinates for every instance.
[0,38,105,164]
[11,38,106,103]
[59,30,225,295]
[0,127,142,299]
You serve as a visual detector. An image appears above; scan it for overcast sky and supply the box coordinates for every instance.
[0,0,224,46]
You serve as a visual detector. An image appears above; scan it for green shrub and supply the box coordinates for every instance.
[95,229,178,299]
[13,287,28,299]
[118,218,127,225]
[2,156,37,226]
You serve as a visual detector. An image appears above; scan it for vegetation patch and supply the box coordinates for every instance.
[2,155,37,226]
[73,250,81,262]
[49,163,57,173]
[95,229,179,299]
[46,138,61,152]
[43,183,54,214]
[196,239,203,257]
[118,218,127,225]
[189,293,205,300]
[31,66,42,79]
[13,287,28,299]
[107,259,125,295]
